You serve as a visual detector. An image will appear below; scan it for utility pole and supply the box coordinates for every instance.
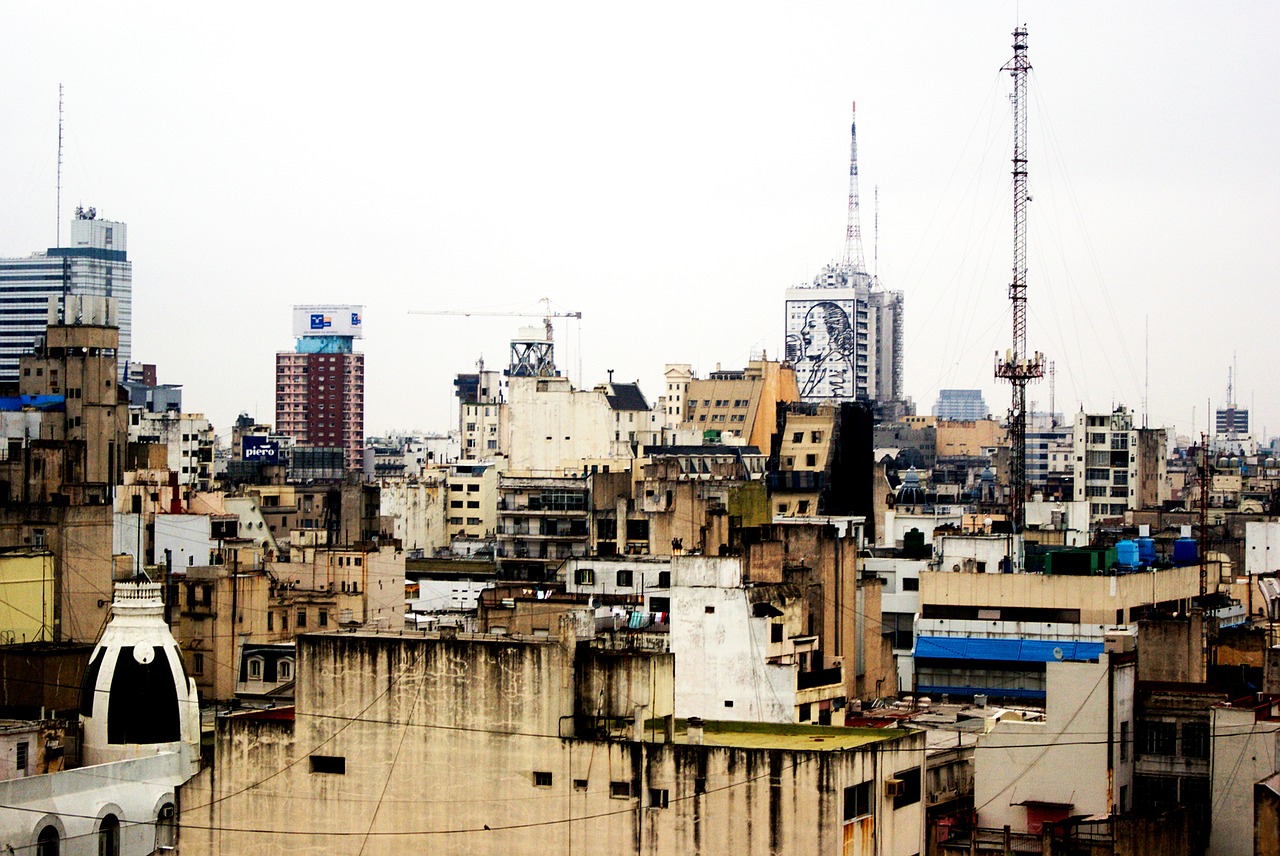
[994,26,1045,535]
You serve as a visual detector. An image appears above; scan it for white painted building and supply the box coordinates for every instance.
[865,555,926,691]
[154,514,217,570]
[1245,520,1280,576]
[128,410,215,490]
[0,581,199,855]
[669,557,801,724]
[1208,695,1280,856]
[975,653,1135,832]
[504,376,656,474]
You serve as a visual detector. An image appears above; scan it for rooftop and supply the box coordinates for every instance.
[672,719,912,752]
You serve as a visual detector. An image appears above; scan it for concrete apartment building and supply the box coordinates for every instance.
[785,264,903,405]
[915,544,1202,701]
[1072,406,1168,523]
[275,305,365,472]
[677,358,799,449]
[179,630,927,856]
[0,210,132,385]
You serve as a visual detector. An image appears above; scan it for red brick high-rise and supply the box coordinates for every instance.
[275,306,365,472]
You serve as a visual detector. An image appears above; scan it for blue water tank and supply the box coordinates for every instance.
[1136,537,1156,567]
[1172,538,1198,567]
[1116,540,1139,568]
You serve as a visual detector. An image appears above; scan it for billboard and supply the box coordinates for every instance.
[292,305,363,338]
[242,436,281,464]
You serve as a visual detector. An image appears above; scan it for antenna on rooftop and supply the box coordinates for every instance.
[56,84,63,248]
[841,102,867,275]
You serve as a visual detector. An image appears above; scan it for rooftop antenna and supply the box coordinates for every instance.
[1143,316,1149,428]
[841,101,867,276]
[56,84,63,248]
[993,26,1044,535]
[1048,360,1056,427]
[873,184,880,283]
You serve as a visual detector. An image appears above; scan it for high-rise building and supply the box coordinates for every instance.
[784,105,903,406]
[785,266,903,404]
[0,209,131,385]
[275,305,365,472]
[933,389,989,422]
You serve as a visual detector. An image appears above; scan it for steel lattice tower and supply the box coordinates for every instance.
[841,102,867,275]
[994,26,1044,533]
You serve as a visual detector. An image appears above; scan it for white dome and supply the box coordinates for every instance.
[79,582,199,774]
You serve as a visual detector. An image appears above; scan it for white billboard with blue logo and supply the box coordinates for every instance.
[292,305,363,338]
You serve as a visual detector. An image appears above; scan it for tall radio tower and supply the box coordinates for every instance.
[994,26,1044,533]
[841,102,868,276]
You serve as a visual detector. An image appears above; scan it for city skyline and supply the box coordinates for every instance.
[1,4,1275,440]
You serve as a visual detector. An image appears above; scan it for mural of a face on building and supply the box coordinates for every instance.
[794,301,856,398]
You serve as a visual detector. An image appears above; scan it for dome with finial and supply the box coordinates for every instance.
[79,581,199,774]
[896,466,927,506]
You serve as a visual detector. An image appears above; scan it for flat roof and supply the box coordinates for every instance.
[672,719,913,752]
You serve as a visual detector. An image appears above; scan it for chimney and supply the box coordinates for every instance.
[687,716,704,745]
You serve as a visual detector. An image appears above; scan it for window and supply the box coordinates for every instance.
[798,703,811,722]
[792,432,803,443]
[1182,722,1209,758]
[281,612,288,631]
[771,623,784,643]
[192,653,204,675]
[811,431,822,443]
[98,814,119,856]
[724,699,733,708]
[573,778,589,791]
[902,577,919,592]
[648,788,669,809]
[36,825,58,856]
[616,570,633,587]
[279,659,293,680]
[319,609,328,627]
[310,755,346,774]
[705,605,715,614]
[805,454,817,467]
[248,659,262,679]
[533,771,553,787]
[16,741,28,773]
[892,767,921,809]
[649,596,670,612]
[297,609,307,628]
[1120,720,1129,761]
[610,781,632,799]
[1140,721,1176,756]
[156,803,176,850]
[843,782,871,821]
[576,567,595,585]
[657,571,670,588]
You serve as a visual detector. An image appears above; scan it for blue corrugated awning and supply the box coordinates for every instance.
[914,636,1103,663]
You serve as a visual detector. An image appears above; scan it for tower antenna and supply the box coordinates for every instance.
[1048,360,1056,428]
[873,184,880,282]
[841,102,867,275]
[994,26,1044,535]
[56,84,63,248]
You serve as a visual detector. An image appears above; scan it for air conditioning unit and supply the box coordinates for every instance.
[885,779,905,798]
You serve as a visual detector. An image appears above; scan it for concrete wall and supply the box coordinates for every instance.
[670,559,795,722]
[0,553,55,643]
[154,514,214,570]
[178,632,927,856]
[506,376,618,473]
[1209,702,1280,856]
[920,564,1201,625]
[1246,520,1280,576]
[975,655,1130,831]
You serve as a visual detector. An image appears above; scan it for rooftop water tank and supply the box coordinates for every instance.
[1172,538,1198,567]
[1136,537,1157,567]
[1115,539,1139,569]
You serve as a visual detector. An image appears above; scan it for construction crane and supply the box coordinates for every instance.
[409,297,580,342]
[409,298,582,379]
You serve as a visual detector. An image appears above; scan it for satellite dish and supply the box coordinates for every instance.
[1052,646,1064,661]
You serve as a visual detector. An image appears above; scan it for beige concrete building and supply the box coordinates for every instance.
[179,631,927,856]
[680,358,799,450]
[934,419,1005,459]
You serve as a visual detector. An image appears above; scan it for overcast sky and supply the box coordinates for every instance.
[2,3,1276,443]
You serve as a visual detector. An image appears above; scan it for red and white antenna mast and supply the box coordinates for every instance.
[994,26,1044,534]
[841,102,868,275]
